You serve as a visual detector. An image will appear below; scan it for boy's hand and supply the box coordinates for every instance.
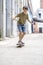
[29,21,33,24]
[28,20,32,24]
[12,17,16,20]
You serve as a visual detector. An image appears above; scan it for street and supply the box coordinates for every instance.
[0,34,43,65]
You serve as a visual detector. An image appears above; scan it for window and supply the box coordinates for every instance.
[39,13,41,18]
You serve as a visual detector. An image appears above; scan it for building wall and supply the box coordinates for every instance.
[3,0,6,38]
[6,0,13,37]
[33,22,39,33]
[0,0,3,38]
[0,0,14,39]
[0,0,33,39]
[33,0,43,33]
[40,0,43,8]
[28,0,33,14]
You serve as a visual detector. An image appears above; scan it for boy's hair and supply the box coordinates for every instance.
[23,6,28,10]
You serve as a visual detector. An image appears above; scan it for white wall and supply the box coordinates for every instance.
[12,0,19,37]
[3,0,6,38]
[31,0,40,13]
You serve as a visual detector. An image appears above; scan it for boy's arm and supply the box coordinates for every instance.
[28,19,32,23]
[12,13,20,20]
[27,15,33,24]
[28,19,33,24]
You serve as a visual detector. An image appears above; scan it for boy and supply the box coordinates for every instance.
[13,6,32,45]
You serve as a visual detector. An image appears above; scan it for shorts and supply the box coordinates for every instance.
[17,24,25,33]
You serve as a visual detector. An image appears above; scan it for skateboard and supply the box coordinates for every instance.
[16,43,24,48]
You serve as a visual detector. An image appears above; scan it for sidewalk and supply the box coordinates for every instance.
[0,33,43,45]
[0,34,43,65]
[0,37,18,45]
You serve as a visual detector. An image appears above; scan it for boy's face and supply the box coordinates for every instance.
[23,8,28,14]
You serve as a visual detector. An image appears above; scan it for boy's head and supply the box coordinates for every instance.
[23,6,28,14]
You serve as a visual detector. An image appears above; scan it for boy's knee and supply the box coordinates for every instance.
[22,32,25,35]
[19,32,25,35]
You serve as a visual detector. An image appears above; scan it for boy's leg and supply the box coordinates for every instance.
[17,25,25,44]
[19,32,25,42]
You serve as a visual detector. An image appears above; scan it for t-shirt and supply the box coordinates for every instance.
[16,12,29,25]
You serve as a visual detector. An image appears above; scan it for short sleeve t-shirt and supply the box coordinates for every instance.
[16,12,29,25]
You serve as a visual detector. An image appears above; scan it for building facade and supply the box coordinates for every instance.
[33,0,43,33]
[0,0,33,40]
[0,0,3,39]
[40,0,43,8]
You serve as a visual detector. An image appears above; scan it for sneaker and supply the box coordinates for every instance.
[17,41,22,45]
[20,41,24,46]
[21,41,24,44]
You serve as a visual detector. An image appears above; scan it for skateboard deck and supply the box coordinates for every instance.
[16,44,24,48]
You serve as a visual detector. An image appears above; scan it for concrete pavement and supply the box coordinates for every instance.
[0,34,43,65]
